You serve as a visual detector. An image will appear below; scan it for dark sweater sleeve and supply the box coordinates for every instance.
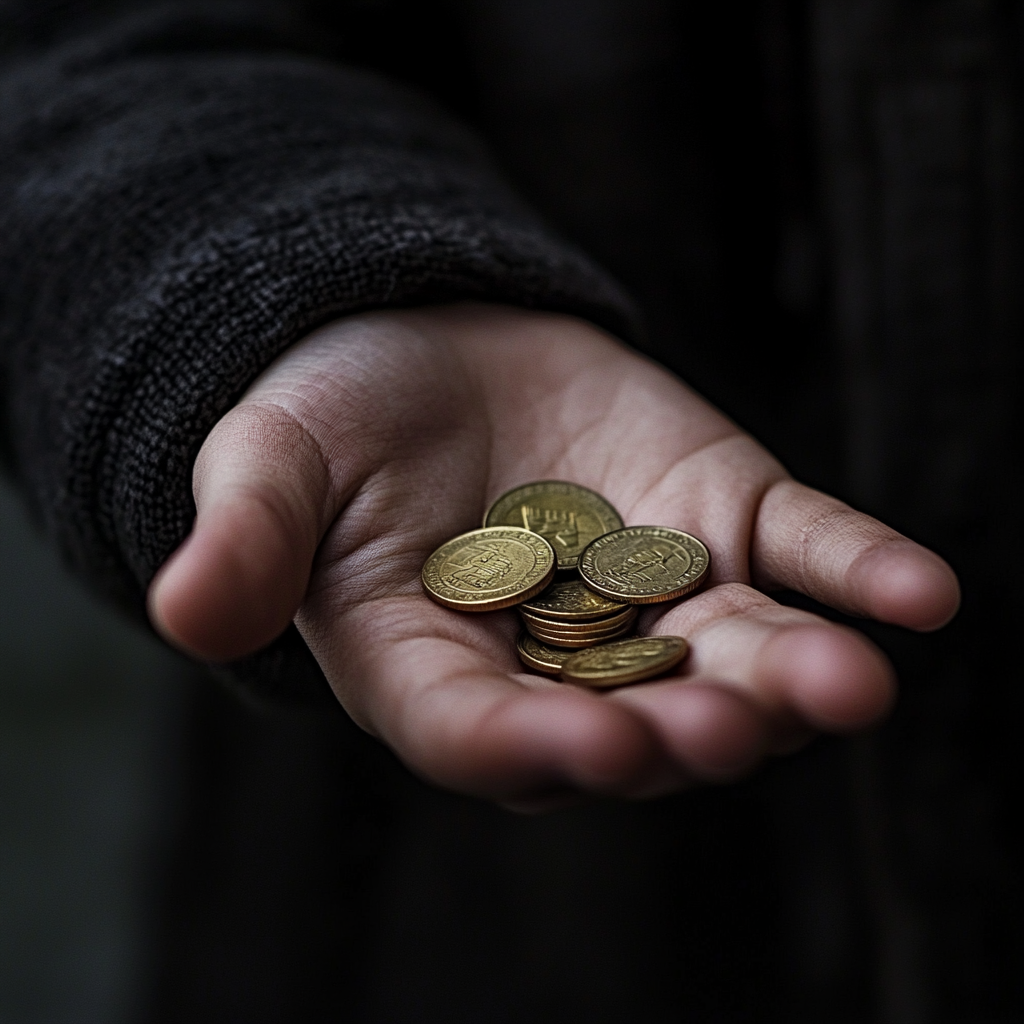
[0,2,636,702]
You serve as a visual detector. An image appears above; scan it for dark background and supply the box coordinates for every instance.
[2,1,1022,1021]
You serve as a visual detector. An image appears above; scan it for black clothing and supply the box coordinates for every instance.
[0,0,634,701]
[2,2,1022,1021]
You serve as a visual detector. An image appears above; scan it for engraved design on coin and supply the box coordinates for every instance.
[483,481,623,570]
[521,506,579,552]
[605,543,689,586]
[439,541,515,591]
[578,527,710,603]
[422,527,555,612]
[560,636,689,687]
[520,580,627,621]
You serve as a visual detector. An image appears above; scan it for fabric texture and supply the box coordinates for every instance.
[0,1,636,700]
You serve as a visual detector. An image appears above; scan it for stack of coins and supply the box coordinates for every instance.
[421,481,710,688]
[518,582,637,648]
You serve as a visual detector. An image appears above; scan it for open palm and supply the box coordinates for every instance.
[149,304,959,806]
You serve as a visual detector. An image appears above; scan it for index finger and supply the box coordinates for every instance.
[751,480,960,631]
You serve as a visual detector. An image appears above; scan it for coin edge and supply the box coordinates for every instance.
[516,633,573,675]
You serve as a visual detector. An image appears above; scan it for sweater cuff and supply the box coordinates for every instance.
[1,25,636,701]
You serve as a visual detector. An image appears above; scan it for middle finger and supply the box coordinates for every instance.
[613,582,894,744]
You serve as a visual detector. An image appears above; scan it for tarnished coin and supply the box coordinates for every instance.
[560,636,690,688]
[578,527,710,604]
[520,579,628,621]
[422,527,555,612]
[516,633,576,675]
[519,604,637,634]
[483,481,623,570]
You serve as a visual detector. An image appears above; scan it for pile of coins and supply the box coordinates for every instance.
[520,582,638,649]
[421,481,711,688]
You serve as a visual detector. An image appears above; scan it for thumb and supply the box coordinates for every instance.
[148,403,332,663]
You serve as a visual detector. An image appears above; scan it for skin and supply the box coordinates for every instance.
[147,303,960,808]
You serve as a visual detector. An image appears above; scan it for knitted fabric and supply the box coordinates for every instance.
[0,2,636,700]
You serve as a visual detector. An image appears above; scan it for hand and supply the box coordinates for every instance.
[147,304,959,806]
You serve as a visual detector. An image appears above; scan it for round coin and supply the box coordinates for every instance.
[519,604,637,634]
[483,481,623,570]
[578,527,710,604]
[520,579,628,621]
[525,619,635,649]
[560,636,690,688]
[516,633,576,675]
[422,527,555,612]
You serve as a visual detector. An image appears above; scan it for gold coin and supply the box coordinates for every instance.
[422,527,555,612]
[520,579,628,621]
[516,633,576,675]
[560,636,690,688]
[483,481,623,570]
[519,605,637,634]
[578,527,710,604]
[524,619,635,649]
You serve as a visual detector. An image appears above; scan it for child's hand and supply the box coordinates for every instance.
[148,304,959,806]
